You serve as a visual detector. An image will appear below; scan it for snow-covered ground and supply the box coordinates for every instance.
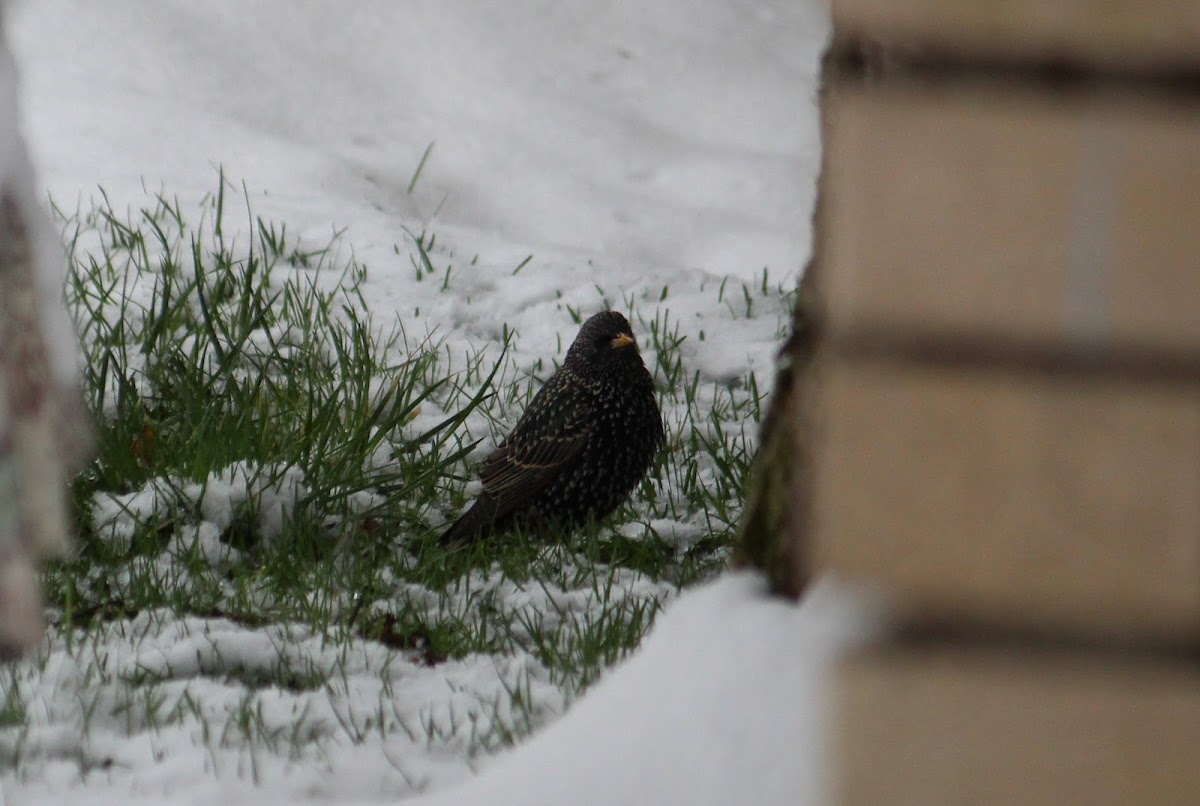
[373,575,883,806]
[6,575,883,806]
[0,1,863,803]
[14,0,824,281]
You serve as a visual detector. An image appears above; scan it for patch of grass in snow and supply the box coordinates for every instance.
[53,180,492,632]
[4,174,786,779]
[0,681,23,730]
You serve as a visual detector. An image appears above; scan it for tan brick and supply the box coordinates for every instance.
[824,83,1200,353]
[836,642,1200,806]
[813,358,1200,639]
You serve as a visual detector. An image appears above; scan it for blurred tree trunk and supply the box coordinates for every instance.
[1,14,93,655]
[733,35,893,598]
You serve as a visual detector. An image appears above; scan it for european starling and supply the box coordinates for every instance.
[441,311,663,546]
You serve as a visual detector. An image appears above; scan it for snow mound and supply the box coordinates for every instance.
[412,574,884,806]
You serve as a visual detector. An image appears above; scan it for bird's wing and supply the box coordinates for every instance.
[478,401,592,519]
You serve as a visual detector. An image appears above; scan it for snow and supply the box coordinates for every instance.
[92,463,310,549]
[10,0,825,283]
[0,0,851,803]
[6,576,882,806]
[9,612,567,803]
[410,574,884,806]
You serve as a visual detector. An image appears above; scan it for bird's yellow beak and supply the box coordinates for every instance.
[610,333,636,349]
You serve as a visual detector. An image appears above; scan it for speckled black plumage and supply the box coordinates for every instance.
[441,311,663,546]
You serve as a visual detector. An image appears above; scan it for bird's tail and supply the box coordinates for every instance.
[439,498,494,547]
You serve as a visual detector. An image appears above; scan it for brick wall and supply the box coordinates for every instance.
[805,3,1200,802]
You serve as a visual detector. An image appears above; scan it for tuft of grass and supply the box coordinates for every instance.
[406,142,436,195]
[53,176,506,632]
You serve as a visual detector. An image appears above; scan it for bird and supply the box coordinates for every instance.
[440,310,663,546]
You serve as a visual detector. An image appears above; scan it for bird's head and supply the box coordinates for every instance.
[564,310,645,374]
